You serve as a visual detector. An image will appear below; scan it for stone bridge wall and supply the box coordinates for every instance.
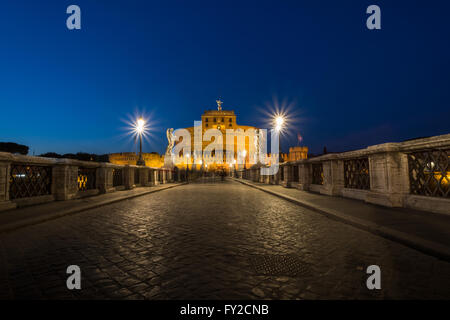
[240,134,450,215]
[0,154,178,212]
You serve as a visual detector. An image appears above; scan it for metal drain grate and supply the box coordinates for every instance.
[249,254,311,277]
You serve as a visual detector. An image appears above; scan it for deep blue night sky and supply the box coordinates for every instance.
[1,0,449,155]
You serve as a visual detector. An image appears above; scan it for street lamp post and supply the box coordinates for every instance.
[186,153,190,182]
[242,149,247,170]
[136,117,146,166]
[274,116,285,163]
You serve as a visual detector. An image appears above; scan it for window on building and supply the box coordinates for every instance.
[205,123,208,127]
[229,123,232,127]
[214,118,216,122]
[205,118,208,122]
[221,117,224,122]
[229,118,232,122]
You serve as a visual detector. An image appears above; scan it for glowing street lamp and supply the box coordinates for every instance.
[186,153,190,170]
[275,116,284,132]
[242,149,247,169]
[273,114,286,162]
[136,117,146,166]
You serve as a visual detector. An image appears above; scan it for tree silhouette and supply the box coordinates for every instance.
[0,142,29,155]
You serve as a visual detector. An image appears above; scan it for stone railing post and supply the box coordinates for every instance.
[262,169,270,184]
[140,167,149,186]
[274,168,281,185]
[166,169,172,183]
[320,159,344,196]
[269,171,274,184]
[96,164,114,194]
[147,168,155,186]
[53,161,79,200]
[153,168,158,185]
[0,158,16,211]
[366,147,409,207]
[153,169,159,185]
[123,165,134,190]
[254,168,259,182]
[280,164,292,188]
[160,170,164,184]
[297,162,311,191]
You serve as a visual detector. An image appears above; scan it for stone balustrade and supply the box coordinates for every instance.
[0,152,178,212]
[239,134,450,215]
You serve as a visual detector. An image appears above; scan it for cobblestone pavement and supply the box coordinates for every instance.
[0,179,449,299]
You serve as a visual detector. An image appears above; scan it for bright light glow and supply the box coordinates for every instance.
[242,150,247,157]
[275,116,285,132]
[258,97,300,137]
[121,110,155,153]
[136,117,145,134]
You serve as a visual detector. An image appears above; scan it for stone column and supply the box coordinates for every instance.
[123,165,134,190]
[53,163,79,200]
[97,165,114,194]
[281,165,292,188]
[153,169,159,185]
[254,168,260,182]
[166,169,172,183]
[147,168,154,186]
[366,151,409,207]
[140,167,150,186]
[297,162,311,191]
[262,172,270,184]
[273,168,280,185]
[320,160,344,196]
[0,161,16,211]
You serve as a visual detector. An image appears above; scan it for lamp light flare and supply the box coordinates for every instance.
[274,115,285,132]
[276,116,284,127]
[129,116,148,137]
[136,117,145,134]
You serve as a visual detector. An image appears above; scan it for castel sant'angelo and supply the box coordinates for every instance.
[109,100,308,171]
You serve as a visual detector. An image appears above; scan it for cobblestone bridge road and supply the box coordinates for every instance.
[1,179,449,299]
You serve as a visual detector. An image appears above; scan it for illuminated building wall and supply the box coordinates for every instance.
[109,152,164,168]
[178,102,258,171]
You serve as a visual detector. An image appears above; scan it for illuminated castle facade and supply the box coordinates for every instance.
[109,100,307,171]
[179,100,258,171]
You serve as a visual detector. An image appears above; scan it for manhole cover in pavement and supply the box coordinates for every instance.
[249,254,311,277]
